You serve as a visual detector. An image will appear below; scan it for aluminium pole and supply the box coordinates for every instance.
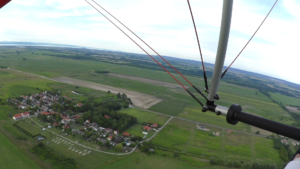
[207,0,233,101]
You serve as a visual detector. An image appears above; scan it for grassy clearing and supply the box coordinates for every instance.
[224,133,252,161]
[149,99,189,116]
[178,106,250,132]
[152,119,194,151]
[0,120,52,169]
[253,136,282,163]
[269,92,300,106]
[99,152,208,169]
[118,108,158,123]
[147,114,170,126]
[187,129,222,158]
[124,124,144,137]
[0,131,41,169]
[0,69,52,99]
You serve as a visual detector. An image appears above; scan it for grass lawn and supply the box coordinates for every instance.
[99,152,209,169]
[151,119,194,151]
[118,108,158,123]
[253,136,282,163]
[124,124,145,137]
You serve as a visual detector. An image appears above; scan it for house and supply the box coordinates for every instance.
[105,128,113,134]
[123,147,133,152]
[143,126,151,131]
[114,130,119,135]
[104,115,110,119]
[63,124,70,129]
[126,141,132,146]
[84,120,90,126]
[63,95,67,98]
[123,132,130,137]
[107,136,113,141]
[114,136,124,143]
[143,132,148,135]
[91,126,98,131]
[53,122,58,126]
[76,103,82,107]
[99,127,105,131]
[150,123,158,128]
[149,148,155,152]
[13,112,30,120]
[41,112,50,116]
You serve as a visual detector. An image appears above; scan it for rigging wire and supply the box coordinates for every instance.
[186,0,209,91]
[221,0,279,79]
[91,0,208,101]
[85,0,205,107]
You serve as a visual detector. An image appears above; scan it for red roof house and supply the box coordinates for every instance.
[53,122,58,126]
[150,123,158,128]
[104,115,110,119]
[41,112,50,116]
[143,126,151,131]
[13,112,30,120]
[123,132,130,137]
[107,136,113,141]
[77,103,82,107]
[63,125,70,129]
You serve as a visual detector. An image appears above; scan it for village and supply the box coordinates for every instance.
[8,91,160,153]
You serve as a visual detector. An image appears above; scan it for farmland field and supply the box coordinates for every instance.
[0,46,298,168]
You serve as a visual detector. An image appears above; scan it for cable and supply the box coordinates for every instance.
[221,0,278,79]
[85,0,204,107]
[186,0,209,91]
[91,0,208,101]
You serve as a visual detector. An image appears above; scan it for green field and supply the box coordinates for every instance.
[0,131,40,169]
[269,92,300,106]
[118,108,158,123]
[0,47,295,168]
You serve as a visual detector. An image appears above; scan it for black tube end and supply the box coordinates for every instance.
[227,104,242,125]
[221,69,227,79]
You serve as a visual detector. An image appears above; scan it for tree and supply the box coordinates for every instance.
[40,114,47,122]
[97,141,103,147]
[117,93,121,98]
[255,131,260,135]
[114,144,123,152]
[107,90,111,94]
[105,141,110,147]
[173,152,180,158]
[121,93,127,100]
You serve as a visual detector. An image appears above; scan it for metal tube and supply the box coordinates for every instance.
[208,0,233,101]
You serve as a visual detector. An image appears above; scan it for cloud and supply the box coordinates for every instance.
[1,0,300,84]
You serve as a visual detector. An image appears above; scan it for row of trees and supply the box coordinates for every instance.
[31,143,77,169]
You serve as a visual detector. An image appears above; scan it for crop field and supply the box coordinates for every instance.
[0,47,297,168]
[269,92,300,106]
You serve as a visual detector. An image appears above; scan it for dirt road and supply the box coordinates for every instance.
[107,73,188,89]
[52,77,163,109]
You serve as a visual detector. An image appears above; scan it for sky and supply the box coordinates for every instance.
[0,0,300,84]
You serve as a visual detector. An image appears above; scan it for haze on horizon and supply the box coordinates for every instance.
[0,0,300,84]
